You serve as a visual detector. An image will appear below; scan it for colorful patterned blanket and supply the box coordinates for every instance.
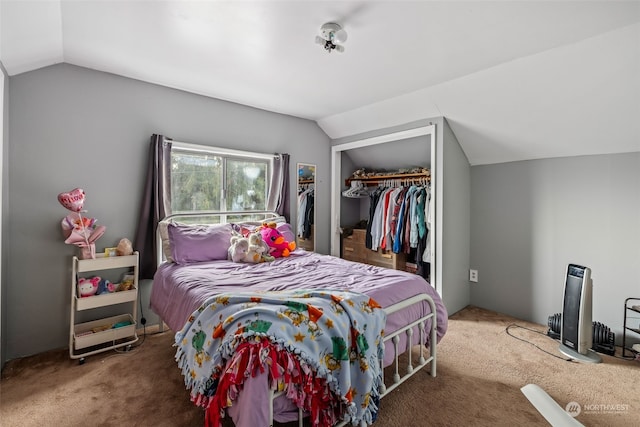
[175,290,387,427]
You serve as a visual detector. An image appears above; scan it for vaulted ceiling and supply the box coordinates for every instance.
[1,1,639,165]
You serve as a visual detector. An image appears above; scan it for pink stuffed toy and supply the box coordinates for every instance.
[77,277,100,297]
[258,222,296,258]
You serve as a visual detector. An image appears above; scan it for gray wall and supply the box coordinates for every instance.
[440,119,471,316]
[6,64,330,360]
[470,152,640,343]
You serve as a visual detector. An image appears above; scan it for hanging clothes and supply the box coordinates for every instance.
[370,187,390,251]
[366,189,382,250]
[394,186,417,254]
[297,187,314,238]
[358,183,430,267]
[356,185,429,257]
[303,190,314,239]
[381,187,403,250]
[422,186,432,264]
[341,168,432,277]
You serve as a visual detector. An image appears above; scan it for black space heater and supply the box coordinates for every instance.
[547,313,615,356]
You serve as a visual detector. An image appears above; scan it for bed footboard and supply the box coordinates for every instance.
[381,293,437,394]
[270,292,437,427]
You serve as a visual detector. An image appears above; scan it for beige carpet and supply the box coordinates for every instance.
[1,306,638,427]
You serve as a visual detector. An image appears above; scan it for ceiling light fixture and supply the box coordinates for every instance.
[315,22,348,53]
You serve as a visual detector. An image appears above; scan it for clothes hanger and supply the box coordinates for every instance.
[342,180,368,198]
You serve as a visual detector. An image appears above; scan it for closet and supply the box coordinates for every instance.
[341,170,431,275]
[330,118,471,316]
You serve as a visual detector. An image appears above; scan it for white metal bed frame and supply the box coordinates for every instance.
[155,211,438,426]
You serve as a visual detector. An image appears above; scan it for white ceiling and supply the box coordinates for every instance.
[1,1,639,165]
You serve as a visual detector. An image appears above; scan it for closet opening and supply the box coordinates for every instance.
[330,125,439,293]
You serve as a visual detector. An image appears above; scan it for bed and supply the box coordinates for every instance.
[150,213,448,427]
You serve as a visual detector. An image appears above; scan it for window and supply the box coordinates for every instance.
[169,143,271,223]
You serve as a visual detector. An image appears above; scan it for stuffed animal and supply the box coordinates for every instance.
[118,277,135,292]
[258,222,296,258]
[248,232,275,263]
[228,234,248,262]
[77,277,100,297]
[95,278,116,295]
[228,233,263,263]
[116,238,134,256]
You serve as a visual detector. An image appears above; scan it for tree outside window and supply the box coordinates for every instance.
[170,147,269,223]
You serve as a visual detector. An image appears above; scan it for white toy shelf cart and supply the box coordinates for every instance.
[69,251,139,364]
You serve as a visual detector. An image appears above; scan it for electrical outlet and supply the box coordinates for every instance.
[469,269,478,283]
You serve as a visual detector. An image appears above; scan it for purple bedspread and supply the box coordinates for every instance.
[150,250,448,425]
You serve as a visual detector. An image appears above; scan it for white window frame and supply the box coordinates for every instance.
[169,141,274,222]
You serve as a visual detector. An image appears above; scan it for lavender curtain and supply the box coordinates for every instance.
[134,134,172,279]
[267,153,290,222]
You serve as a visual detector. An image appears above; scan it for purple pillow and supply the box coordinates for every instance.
[277,223,295,243]
[167,222,233,264]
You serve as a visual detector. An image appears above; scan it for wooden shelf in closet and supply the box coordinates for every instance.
[344,172,430,187]
[342,229,406,270]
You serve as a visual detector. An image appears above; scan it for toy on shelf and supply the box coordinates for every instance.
[118,275,135,292]
[96,278,116,295]
[116,238,133,256]
[77,277,100,298]
[77,276,116,297]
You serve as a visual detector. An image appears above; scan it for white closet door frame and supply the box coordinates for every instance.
[0,68,5,363]
[330,125,439,293]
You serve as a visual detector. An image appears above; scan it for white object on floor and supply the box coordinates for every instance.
[521,384,585,427]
